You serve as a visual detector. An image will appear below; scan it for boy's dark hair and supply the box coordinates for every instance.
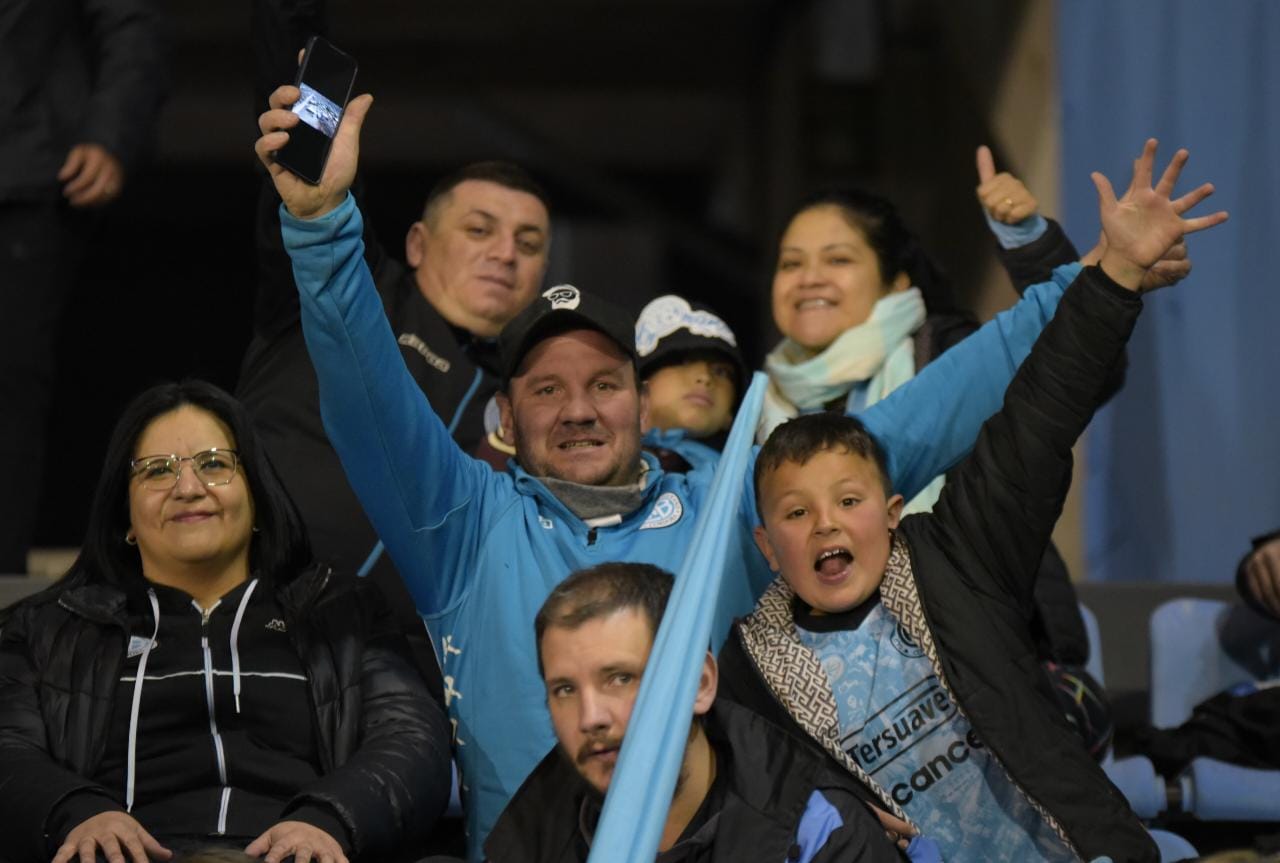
[783,189,957,315]
[754,413,892,521]
[422,160,550,225]
[534,562,673,676]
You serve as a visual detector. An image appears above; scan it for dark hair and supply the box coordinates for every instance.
[2,380,311,622]
[422,160,550,226]
[534,562,673,676]
[782,189,956,313]
[753,413,892,522]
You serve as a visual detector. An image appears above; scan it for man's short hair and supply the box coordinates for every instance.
[534,563,673,675]
[754,413,893,521]
[421,160,550,226]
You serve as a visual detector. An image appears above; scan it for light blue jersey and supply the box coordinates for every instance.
[798,603,1076,862]
[281,194,1076,859]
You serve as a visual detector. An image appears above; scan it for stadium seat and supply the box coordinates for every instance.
[1147,827,1198,862]
[1148,598,1280,822]
[1080,603,1170,819]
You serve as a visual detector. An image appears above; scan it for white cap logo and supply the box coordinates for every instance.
[543,284,581,310]
[634,295,737,357]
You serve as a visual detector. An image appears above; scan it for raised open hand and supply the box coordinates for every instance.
[975,145,1039,224]
[254,85,373,220]
[1093,139,1228,292]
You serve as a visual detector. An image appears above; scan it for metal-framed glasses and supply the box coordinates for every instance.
[129,448,241,489]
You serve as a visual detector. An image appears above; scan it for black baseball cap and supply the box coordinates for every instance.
[634,295,747,395]
[499,284,638,384]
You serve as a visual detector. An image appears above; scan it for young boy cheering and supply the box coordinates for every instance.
[718,140,1226,863]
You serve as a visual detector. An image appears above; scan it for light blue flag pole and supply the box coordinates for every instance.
[587,371,768,863]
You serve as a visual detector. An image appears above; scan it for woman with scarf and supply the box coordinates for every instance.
[759,147,1079,512]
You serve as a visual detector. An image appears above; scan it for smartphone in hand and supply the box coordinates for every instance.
[275,36,358,185]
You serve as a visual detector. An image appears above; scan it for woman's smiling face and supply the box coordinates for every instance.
[772,204,907,354]
[127,405,254,576]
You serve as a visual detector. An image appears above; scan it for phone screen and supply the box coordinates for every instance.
[275,37,358,184]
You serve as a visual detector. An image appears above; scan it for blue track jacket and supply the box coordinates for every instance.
[283,194,1077,859]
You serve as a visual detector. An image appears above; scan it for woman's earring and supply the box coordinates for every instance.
[125,531,137,546]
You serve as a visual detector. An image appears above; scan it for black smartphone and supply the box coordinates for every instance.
[274,36,358,185]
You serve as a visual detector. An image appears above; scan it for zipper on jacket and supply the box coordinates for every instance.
[197,602,231,834]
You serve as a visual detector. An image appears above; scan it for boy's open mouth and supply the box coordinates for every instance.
[814,547,853,578]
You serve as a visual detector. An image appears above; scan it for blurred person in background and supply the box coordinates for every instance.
[0,0,165,574]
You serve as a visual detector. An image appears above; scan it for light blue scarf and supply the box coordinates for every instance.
[760,287,926,438]
[759,287,944,513]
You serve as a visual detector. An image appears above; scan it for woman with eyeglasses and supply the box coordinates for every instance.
[0,380,451,863]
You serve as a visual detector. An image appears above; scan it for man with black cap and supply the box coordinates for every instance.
[254,83,1080,857]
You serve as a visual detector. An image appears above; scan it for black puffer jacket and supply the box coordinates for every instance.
[721,268,1157,862]
[0,565,452,863]
[484,700,901,863]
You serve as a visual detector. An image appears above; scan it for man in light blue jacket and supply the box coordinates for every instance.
[254,87,1076,859]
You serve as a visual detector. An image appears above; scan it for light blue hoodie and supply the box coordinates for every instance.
[283,193,1078,859]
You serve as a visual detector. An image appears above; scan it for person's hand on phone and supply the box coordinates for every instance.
[254,85,373,220]
[58,143,125,208]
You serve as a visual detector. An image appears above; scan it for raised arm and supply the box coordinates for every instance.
[937,139,1227,604]
[861,140,1224,506]
[975,145,1082,292]
[250,0,393,341]
[256,87,496,616]
[855,265,1073,502]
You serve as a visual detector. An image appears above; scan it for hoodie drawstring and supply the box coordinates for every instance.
[229,578,259,714]
[125,589,161,813]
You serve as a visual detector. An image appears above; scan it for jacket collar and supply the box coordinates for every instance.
[510,451,670,534]
[53,563,332,626]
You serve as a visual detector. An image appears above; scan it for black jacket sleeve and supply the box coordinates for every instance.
[283,583,452,859]
[996,218,1080,294]
[0,603,124,863]
[931,266,1143,615]
[807,785,907,863]
[994,219,1128,404]
[79,0,166,171]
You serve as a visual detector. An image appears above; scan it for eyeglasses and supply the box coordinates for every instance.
[129,448,241,489]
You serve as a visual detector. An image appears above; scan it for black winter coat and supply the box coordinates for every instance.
[484,700,902,863]
[0,565,452,863]
[0,0,165,199]
[721,267,1157,862]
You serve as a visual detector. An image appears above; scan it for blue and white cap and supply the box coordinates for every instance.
[634,295,746,392]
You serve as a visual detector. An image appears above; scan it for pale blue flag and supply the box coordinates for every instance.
[587,371,768,863]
